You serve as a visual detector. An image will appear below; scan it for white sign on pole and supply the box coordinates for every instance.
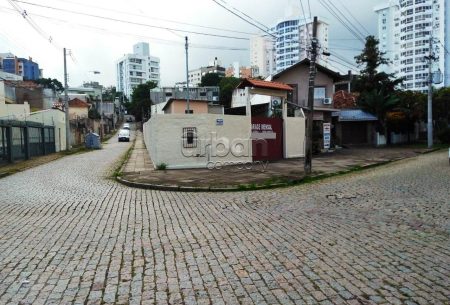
[323,123,331,150]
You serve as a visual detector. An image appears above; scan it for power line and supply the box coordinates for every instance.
[335,0,370,36]
[215,0,270,31]
[321,0,366,40]
[298,0,311,42]
[46,0,258,36]
[327,57,359,72]
[12,0,250,41]
[0,7,249,51]
[7,0,61,49]
[318,0,365,43]
[307,0,312,18]
[440,41,450,56]
[210,0,275,38]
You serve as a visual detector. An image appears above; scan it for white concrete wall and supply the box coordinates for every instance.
[25,110,67,152]
[143,114,252,169]
[0,100,30,119]
[283,117,305,158]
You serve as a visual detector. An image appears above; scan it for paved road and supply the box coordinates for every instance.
[0,133,449,305]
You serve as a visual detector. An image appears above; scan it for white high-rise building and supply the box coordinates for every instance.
[271,16,329,74]
[250,35,275,78]
[116,42,160,99]
[375,0,450,92]
[250,17,329,77]
[374,1,401,75]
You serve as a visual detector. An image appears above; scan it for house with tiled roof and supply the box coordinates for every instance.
[68,98,90,119]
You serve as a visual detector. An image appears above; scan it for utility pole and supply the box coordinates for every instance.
[185,36,191,114]
[304,17,318,175]
[63,48,70,151]
[100,85,104,140]
[426,36,435,148]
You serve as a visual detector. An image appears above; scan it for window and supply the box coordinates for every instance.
[182,128,197,148]
[314,87,326,100]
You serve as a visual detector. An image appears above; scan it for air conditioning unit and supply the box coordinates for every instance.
[323,98,332,105]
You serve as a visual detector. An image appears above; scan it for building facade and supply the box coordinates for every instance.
[250,36,276,78]
[375,0,450,92]
[116,42,160,99]
[225,62,259,79]
[250,17,329,77]
[1,54,41,80]
[188,57,225,87]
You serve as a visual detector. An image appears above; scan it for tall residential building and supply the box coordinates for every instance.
[375,0,450,92]
[187,57,225,87]
[250,36,275,78]
[116,42,160,99]
[0,53,41,80]
[225,62,259,79]
[250,16,329,76]
[374,1,401,75]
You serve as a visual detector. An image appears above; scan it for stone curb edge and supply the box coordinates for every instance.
[115,148,446,192]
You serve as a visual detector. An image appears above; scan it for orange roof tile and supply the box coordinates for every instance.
[69,98,90,108]
[237,78,293,91]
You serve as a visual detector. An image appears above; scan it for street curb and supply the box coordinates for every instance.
[115,149,446,192]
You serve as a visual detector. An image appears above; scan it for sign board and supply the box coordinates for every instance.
[251,123,276,139]
[323,122,331,150]
[216,118,223,126]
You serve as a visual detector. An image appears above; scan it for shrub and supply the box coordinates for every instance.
[156,163,167,170]
[437,128,450,144]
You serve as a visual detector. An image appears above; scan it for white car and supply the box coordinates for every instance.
[123,123,130,130]
[118,129,130,142]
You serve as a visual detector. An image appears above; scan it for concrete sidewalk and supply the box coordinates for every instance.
[119,131,437,191]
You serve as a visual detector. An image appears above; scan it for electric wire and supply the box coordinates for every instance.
[215,0,270,31]
[210,0,275,37]
[41,0,258,36]
[0,7,248,51]
[12,0,250,41]
[317,0,365,43]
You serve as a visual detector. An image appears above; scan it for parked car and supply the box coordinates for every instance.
[123,123,130,130]
[118,129,130,142]
[126,117,133,122]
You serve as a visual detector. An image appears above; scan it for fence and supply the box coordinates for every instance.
[0,119,55,164]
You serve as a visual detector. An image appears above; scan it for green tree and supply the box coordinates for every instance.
[353,36,402,140]
[201,73,223,87]
[128,81,157,121]
[433,87,450,128]
[393,90,426,143]
[33,78,64,92]
[219,77,241,108]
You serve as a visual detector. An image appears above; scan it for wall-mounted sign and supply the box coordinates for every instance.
[251,123,276,139]
[216,118,224,126]
[323,122,331,150]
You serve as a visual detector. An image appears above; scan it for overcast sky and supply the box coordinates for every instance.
[0,0,381,88]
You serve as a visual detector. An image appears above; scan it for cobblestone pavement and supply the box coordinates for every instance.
[0,132,449,305]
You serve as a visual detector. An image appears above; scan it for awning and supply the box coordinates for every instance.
[335,109,378,122]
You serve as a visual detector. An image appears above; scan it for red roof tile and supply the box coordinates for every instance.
[237,79,293,91]
[69,98,90,108]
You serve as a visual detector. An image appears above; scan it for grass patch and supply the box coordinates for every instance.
[156,163,167,171]
[111,142,134,178]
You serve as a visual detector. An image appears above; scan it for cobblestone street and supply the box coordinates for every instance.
[0,135,449,305]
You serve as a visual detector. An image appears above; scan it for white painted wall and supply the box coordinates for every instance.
[25,110,66,152]
[143,114,252,169]
[0,100,30,119]
[283,117,305,158]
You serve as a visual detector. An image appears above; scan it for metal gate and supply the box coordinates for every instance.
[0,120,56,163]
[251,117,283,161]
